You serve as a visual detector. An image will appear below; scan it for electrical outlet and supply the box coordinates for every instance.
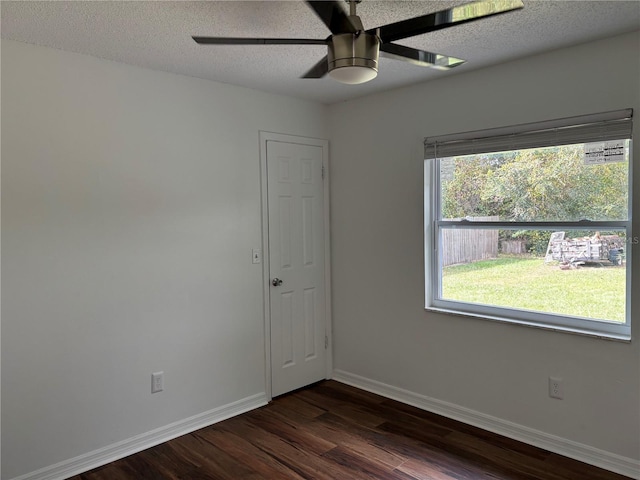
[549,377,563,399]
[152,371,164,393]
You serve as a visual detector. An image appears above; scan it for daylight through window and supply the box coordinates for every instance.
[424,110,633,339]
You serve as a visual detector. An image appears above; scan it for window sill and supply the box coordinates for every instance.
[425,306,631,343]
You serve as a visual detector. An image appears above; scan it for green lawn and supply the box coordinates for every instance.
[442,256,626,323]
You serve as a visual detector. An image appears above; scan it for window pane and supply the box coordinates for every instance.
[439,228,627,323]
[439,142,630,222]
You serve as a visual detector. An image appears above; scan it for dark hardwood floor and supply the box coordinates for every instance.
[70,381,630,480]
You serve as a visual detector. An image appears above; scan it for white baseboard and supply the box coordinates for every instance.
[332,370,640,480]
[10,393,268,480]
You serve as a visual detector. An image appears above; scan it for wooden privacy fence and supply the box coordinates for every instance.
[501,239,527,254]
[442,216,499,266]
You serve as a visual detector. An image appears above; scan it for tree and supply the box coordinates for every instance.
[441,144,629,253]
[441,151,511,218]
[483,146,627,222]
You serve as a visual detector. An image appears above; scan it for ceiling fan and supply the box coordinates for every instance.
[193,0,524,85]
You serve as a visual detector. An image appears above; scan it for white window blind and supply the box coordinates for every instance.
[424,109,633,159]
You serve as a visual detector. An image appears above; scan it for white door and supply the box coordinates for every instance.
[266,139,328,397]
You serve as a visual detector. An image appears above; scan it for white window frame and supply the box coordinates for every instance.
[424,110,633,341]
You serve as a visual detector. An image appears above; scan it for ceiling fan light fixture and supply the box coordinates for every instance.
[328,33,379,84]
[329,64,378,84]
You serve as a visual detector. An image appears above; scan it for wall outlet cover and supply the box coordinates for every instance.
[152,371,164,393]
[549,377,563,399]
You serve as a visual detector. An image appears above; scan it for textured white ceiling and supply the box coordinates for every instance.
[2,1,639,104]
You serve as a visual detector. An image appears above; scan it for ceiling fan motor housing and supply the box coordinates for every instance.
[328,33,380,84]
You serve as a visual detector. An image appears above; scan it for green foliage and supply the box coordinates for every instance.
[509,230,551,255]
[441,152,512,218]
[441,144,629,252]
[443,145,628,221]
[441,157,492,218]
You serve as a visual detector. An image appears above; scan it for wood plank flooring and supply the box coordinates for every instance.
[70,381,630,480]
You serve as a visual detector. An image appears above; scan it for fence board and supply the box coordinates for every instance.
[501,239,527,255]
[442,216,499,266]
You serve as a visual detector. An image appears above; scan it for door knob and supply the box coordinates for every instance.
[271,278,283,287]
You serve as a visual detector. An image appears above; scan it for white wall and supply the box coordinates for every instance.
[1,39,327,479]
[328,30,640,469]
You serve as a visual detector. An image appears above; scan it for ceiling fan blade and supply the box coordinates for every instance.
[380,43,465,70]
[367,0,524,43]
[193,37,327,45]
[305,0,358,34]
[301,55,329,79]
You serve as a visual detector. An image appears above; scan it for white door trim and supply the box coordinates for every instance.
[259,131,332,400]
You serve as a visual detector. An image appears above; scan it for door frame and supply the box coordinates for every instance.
[259,131,332,400]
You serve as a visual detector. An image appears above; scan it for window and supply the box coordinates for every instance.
[424,110,633,340]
